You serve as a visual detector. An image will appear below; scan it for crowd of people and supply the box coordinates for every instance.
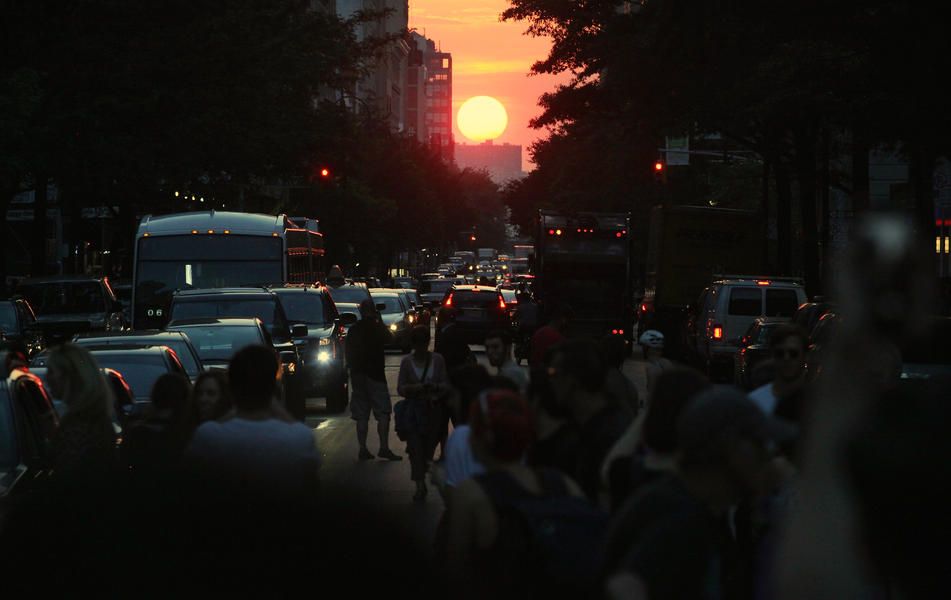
[1,294,943,598]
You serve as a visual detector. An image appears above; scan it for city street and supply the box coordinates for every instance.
[303,342,649,551]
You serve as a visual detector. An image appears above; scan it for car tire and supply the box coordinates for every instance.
[326,379,348,413]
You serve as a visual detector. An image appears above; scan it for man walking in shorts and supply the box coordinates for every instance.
[346,299,402,461]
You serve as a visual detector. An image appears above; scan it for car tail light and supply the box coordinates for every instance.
[498,296,506,311]
[712,325,724,340]
[444,293,453,307]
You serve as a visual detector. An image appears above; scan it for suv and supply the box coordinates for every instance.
[168,288,307,416]
[0,297,44,357]
[440,285,511,345]
[16,275,126,345]
[271,285,351,413]
[690,276,807,377]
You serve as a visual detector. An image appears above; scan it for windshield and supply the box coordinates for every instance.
[500,289,516,303]
[134,235,283,328]
[19,282,105,316]
[276,292,330,325]
[328,286,370,304]
[373,296,404,314]
[419,280,454,295]
[0,304,16,333]
[172,325,265,363]
[454,292,502,308]
[170,299,282,332]
[91,354,171,400]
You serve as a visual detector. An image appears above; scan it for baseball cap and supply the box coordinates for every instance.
[677,388,798,464]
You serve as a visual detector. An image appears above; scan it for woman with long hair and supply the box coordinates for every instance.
[192,370,233,423]
[46,343,117,479]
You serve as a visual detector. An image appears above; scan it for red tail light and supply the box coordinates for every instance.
[498,296,506,311]
[444,293,453,307]
[712,325,723,340]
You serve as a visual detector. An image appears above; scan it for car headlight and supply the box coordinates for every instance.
[317,350,331,363]
[407,314,415,324]
[389,323,398,332]
[318,338,332,346]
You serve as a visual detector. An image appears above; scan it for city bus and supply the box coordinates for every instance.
[132,211,324,329]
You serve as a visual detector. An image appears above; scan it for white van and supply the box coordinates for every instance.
[692,276,807,375]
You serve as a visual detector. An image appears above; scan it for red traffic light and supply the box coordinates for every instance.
[654,161,664,172]
[320,168,330,178]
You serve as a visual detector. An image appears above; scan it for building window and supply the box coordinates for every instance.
[435,74,448,81]
[442,58,450,69]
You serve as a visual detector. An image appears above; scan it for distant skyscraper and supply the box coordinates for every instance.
[455,141,523,185]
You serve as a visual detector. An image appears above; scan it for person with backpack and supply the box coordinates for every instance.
[445,388,608,599]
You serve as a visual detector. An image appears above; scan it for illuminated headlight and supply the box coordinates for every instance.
[407,314,415,324]
[389,323,398,332]
[318,338,332,346]
[317,350,331,363]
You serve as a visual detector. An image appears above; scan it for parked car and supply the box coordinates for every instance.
[271,285,351,413]
[370,291,415,352]
[0,362,58,499]
[0,297,45,357]
[73,330,204,383]
[689,276,807,379]
[16,275,126,345]
[439,285,511,345]
[733,318,787,390]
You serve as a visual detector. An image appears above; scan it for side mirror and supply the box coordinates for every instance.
[340,313,358,326]
[291,324,308,338]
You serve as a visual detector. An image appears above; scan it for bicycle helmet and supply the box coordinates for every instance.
[639,329,665,349]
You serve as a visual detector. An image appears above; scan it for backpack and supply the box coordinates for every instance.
[475,468,609,595]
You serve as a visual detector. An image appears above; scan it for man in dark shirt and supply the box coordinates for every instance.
[602,388,795,600]
[345,299,401,461]
[433,306,472,378]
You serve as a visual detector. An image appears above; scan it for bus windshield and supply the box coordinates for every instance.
[134,235,282,328]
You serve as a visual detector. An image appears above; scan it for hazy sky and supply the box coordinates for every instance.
[409,1,570,171]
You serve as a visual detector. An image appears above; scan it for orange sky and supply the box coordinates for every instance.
[409,1,570,172]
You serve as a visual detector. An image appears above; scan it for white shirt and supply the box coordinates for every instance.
[444,425,485,487]
[749,383,779,415]
[188,417,320,487]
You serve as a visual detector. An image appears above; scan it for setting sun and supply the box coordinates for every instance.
[457,96,508,142]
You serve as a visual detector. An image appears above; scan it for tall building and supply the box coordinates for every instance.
[455,141,523,185]
[406,32,453,160]
[337,1,409,131]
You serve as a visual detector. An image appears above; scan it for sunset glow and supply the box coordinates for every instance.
[410,1,571,170]
[457,96,508,142]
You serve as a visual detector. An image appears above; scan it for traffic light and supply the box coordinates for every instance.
[310,165,333,183]
[319,167,330,179]
[653,159,666,184]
